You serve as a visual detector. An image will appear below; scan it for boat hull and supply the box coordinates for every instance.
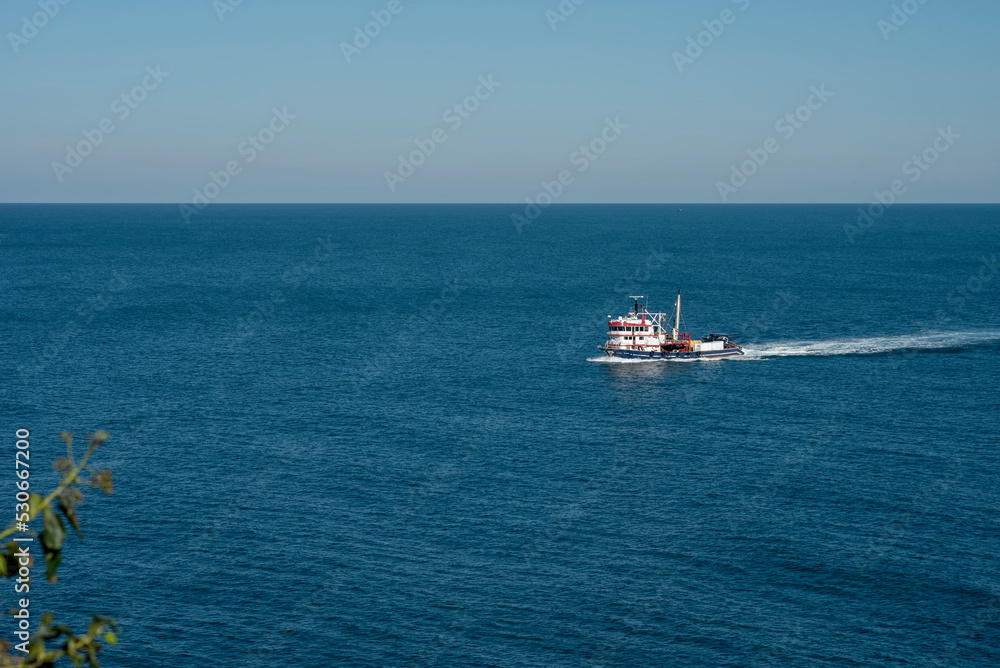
[598,346,744,360]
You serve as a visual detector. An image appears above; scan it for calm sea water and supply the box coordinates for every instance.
[2,204,999,667]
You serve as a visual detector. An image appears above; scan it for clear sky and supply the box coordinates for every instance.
[1,0,997,203]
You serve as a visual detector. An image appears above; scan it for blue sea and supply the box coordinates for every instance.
[2,204,999,667]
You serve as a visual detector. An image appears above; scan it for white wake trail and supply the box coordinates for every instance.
[741,331,1000,360]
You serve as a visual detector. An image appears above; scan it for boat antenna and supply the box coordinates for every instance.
[629,295,643,316]
[674,289,682,336]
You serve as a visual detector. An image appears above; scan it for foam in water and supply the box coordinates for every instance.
[586,355,721,364]
[741,331,1000,360]
[586,331,1000,363]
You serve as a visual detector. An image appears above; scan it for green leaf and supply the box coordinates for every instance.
[45,549,63,581]
[59,498,83,539]
[104,632,117,645]
[41,506,66,581]
[28,492,45,520]
[41,506,66,552]
[0,541,21,578]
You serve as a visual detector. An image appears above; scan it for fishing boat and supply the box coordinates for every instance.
[598,290,744,359]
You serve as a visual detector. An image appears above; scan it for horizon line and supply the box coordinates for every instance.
[2,202,998,207]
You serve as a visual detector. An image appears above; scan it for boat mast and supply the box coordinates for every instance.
[673,288,682,339]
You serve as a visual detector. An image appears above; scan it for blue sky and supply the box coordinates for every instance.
[1,0,997,203]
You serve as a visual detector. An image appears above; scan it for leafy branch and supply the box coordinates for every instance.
[0,431,118,668]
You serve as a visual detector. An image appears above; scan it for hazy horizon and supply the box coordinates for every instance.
[2,0,998,204]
